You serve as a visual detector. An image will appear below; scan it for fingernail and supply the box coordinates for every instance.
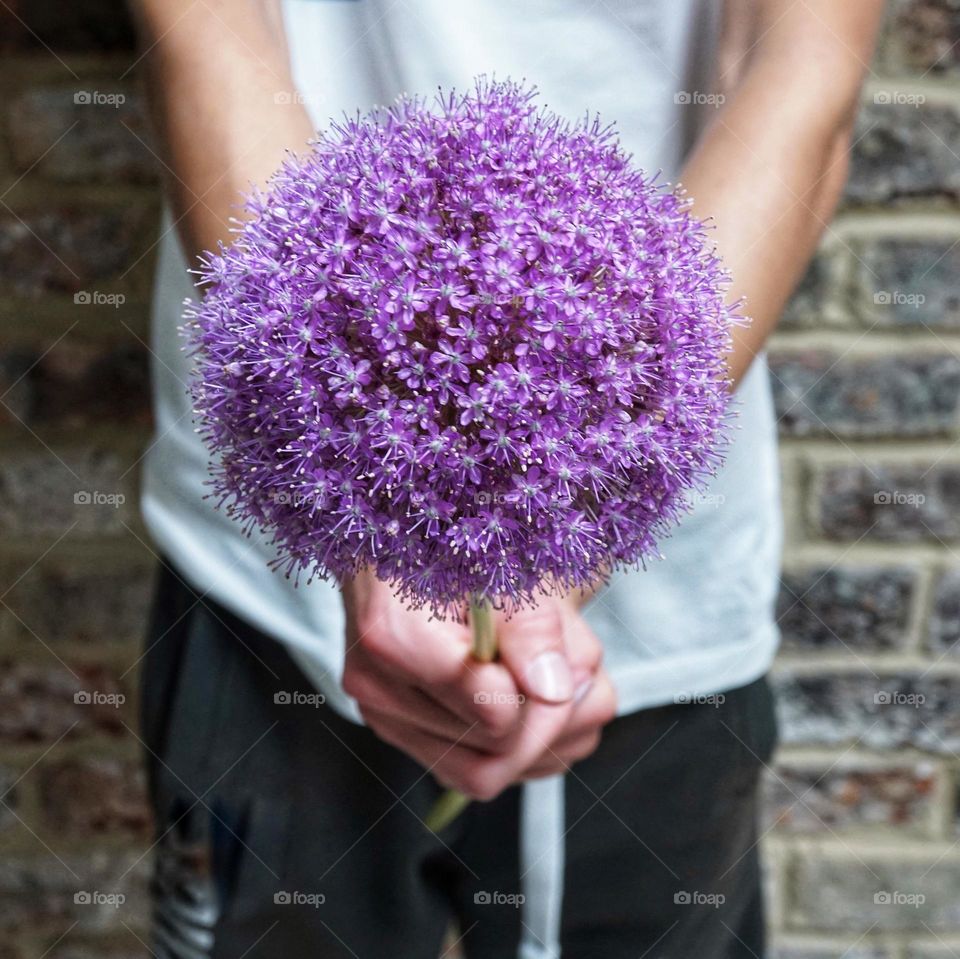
[525,651,574,702]
[573,678,594,704]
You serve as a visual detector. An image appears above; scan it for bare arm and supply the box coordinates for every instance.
[683,0,884,385]
[130,0,314,258]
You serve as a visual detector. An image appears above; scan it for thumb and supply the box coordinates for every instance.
[492,602,574,705]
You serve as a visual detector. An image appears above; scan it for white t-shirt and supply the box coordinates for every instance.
[142,0,782,724]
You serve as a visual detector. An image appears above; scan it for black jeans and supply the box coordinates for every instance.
[141,559,778,958]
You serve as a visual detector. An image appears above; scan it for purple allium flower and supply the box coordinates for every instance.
[186,79,738,617]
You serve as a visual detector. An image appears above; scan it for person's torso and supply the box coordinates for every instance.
[142,0,782,722]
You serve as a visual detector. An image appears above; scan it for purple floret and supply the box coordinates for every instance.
[186,78,739,616]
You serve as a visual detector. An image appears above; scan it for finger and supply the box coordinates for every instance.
[364,713,494,795]
[521,671,617,778]
[383,696,576,801]
[345,664,470,740]
[461,698,574,797]
[356,599,473,685]
[494,602,574,704]
[567,669,618,733]
[429,658,527,738]
[561,608,604,678]
[346,598,527,739]
[351,666,524,754]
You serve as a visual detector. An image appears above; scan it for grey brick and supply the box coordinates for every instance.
[39,757,151,837]
[794,851,960,930]
[7,87,156,184]
[0,205,149,298]
[0,661,129,744]
[777,566,915,651]
[0,448,135,537]
[2,561,154,646]
[0,338,150,428]
[855,237,960,328]
[770,352,960,438]
[845,101,960,206]
[0,851,147,932]
[878,0,960,77]
[773,671,960,754]
[816,464,960,542]
[929,568,960,654]
[763,761,937,833]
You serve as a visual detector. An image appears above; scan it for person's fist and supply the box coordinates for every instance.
[341,573,616,801]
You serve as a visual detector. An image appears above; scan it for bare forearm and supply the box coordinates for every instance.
[130,0,314,259]
[680,0,883,386]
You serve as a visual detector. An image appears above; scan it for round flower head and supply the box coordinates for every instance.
[187,78,738,617]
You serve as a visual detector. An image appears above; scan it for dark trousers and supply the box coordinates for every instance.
[141,559,778,958]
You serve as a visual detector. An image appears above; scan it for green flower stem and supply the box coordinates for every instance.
[425,597,497,832]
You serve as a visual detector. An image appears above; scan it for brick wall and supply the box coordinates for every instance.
[766,2,960,956]
[0,2,156,956]
[0,2,957,957]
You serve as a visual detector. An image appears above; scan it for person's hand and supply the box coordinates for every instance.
[341,571,616,801]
